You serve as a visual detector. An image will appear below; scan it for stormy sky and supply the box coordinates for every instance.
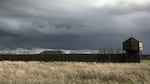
[0,0,150,53]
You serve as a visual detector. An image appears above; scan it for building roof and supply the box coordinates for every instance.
[40,50,63,54]
[123,37,140,44]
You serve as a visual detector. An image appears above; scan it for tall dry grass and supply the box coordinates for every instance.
[0,61,149,84]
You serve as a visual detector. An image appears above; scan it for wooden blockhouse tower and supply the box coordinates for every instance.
[123,37,143,62]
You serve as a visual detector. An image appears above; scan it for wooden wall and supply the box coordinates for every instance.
[0,54,140,63]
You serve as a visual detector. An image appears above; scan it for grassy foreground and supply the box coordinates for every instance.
[141,60,150,64]
[0,61,149,84]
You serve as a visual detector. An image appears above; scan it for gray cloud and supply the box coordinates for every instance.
[0,0,150,53]
[98,0,150,15]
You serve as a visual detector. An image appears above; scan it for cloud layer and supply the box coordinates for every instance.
[0,0,150,53]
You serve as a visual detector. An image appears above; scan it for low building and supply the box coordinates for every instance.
[40,50,63,55]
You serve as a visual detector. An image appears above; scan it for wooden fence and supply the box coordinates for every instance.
[0,53,140,63]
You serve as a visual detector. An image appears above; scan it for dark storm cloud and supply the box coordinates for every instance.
[0,0,150,53]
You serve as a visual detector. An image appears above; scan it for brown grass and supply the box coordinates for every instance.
[0,61,149,84]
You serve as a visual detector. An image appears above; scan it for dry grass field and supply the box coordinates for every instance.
[0,61,149,84]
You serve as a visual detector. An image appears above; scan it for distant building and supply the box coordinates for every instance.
[123,37,143,51]
[123,37,143,62]
[40,50,63,54]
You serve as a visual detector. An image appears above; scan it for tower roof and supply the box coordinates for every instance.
[123,37,140,44]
